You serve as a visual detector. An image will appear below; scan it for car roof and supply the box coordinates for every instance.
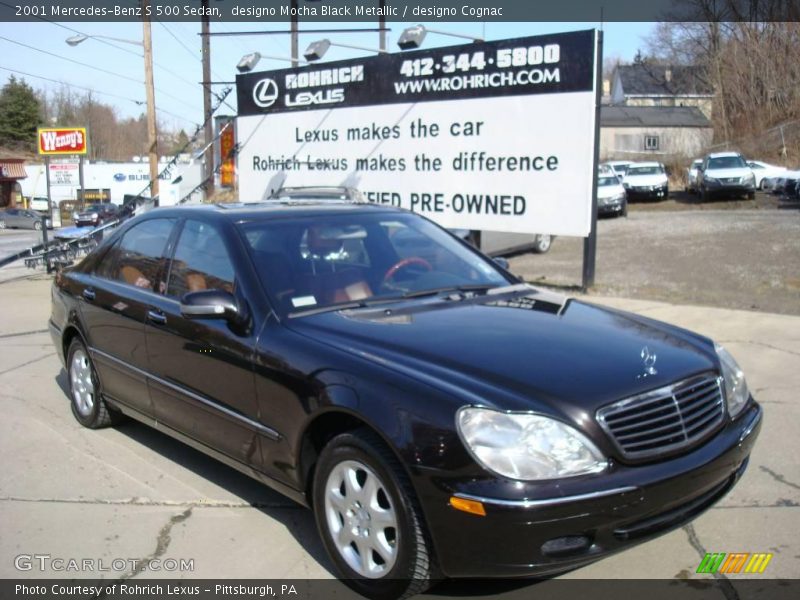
[707,152,743,159]
[139,200,402,223]
[627,161,662,168]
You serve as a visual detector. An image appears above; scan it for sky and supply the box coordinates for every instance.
[0,20,653,135]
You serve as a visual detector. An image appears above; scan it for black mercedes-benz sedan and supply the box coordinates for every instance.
[49,201,762,599]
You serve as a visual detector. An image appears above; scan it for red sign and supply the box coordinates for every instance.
[219,122,236,188]
[38,127,88,155]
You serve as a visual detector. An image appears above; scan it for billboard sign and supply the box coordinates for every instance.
[38,127,88,156]
[236,30,598,236]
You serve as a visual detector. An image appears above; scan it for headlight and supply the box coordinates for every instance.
[715,344,749,418]
[456,407,607,480]
[743,173,755,184]
[91,213,98,219]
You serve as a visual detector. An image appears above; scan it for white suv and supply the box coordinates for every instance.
[698,152,755,200]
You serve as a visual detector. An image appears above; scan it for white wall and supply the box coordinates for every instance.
[19,161,204,207]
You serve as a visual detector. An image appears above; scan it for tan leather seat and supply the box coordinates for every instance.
[120,265,150,288]
[186,273,208,292]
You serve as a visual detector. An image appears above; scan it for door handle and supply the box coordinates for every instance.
[147,309,167,325]
[82,288,96,301]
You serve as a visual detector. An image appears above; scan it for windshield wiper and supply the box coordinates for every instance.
[402,284,498,299]
[289,296,405,318]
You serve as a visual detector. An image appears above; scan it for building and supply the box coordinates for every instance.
[600,106,713,160]
[0,156,27,208]
[610,64,714,120]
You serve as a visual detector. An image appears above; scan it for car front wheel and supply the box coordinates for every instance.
[67,337,122,428]
[532,234,552,254]
[313,429,435,599]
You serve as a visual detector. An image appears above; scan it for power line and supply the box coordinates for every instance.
[0,65,198,126]
[0,36,144,85]
[0,34,199,114]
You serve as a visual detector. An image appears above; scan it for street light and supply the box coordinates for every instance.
[65,26,160,200]
[236,52,309,73]
[304,38,387,62]
[397,24,483,50]
[66,34,145,47]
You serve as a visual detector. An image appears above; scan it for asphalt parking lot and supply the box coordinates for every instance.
[0,272,797,593]
[511,205,800,315]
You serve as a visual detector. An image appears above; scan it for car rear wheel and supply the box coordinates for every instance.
[33,220,42,231]
[67,338,122,428]
[532,234,552,254]
[313,429,435,600]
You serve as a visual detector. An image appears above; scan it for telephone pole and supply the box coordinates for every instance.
[201,0,214,199]
[142,0,159,199]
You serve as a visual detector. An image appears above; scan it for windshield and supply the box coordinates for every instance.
[627,166,663,176]
[612,164,628,174]
[85,204,107,212]
[708,156,746,170]
[240,211,511,316]
[598,176,619,187]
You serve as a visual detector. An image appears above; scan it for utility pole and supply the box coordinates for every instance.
[201,0,214,199]
[379,0,386,51]
[142,0,159,200]
[290,0,299,67]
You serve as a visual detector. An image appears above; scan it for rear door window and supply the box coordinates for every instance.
[97,218,175,292]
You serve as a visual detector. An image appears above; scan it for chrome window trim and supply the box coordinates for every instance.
[89,347,280,441]
[454,486,638,509]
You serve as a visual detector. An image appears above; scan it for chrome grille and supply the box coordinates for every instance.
[597,374,725,460]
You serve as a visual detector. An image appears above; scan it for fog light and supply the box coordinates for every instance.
[541,535,592,557]
[449,496,486,516]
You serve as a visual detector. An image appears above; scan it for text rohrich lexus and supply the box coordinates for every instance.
[50,201,762,599]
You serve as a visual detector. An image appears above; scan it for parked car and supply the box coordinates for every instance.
[73,203,120,228]
[768,170,800,196]
[51,201,761,599]
[698,152,756,200]
[686,159,703,193]
[604,160,632,180]
[746,160,787,190]
[268,186,364,202]
[0,207,50,230]
[622,162,669,201]
[597,174,628,217]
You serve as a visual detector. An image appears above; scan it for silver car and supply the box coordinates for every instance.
[0,207,50,230]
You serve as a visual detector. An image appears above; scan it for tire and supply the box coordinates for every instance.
[532,234,552,254]
[699,187,707,202]
[66,337,122,428]
[747,191,755,200]
[621,200,628,218]
[33,221,42,231]
[313,429,435,600]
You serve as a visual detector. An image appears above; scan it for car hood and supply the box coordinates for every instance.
[598,184,625,199]
[624,174,668,186]
[287,289,718,419]
[705,168,751,179]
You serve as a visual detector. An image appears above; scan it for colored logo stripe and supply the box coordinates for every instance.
[697,552,773,574]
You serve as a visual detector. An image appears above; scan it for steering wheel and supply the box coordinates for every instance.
[382,257,433,284]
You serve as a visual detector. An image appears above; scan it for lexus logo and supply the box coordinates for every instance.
[252,78,279,108]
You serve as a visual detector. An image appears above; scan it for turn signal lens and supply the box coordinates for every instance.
[449,496,486,516]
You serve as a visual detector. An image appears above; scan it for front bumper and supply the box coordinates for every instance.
[598,199,625,215]
[625,185,668,200]
[415,401,762,578]
[703,182,755,197]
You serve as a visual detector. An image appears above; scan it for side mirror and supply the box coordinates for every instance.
[493,257,510,270]
[180,289,240,322]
